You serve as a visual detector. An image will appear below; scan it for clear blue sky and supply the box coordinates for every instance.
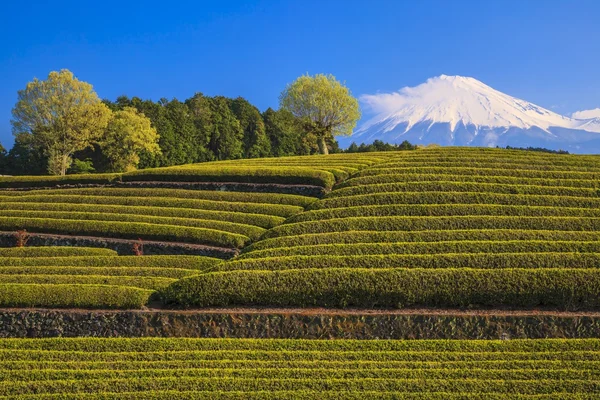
[1,0,599,148]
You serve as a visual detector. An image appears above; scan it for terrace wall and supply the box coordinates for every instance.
[2,309,600,339]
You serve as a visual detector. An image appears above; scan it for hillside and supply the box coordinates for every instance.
[1,147,600,398]
[0,147,599,309]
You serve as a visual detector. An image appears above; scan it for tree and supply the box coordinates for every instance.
[279,74,360,155]
[101,107,161,172]
[230,97,271,158]
[208,97,244,160]
[11,69,112,175]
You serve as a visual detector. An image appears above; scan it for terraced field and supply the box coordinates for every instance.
[1,147,600,397]
[0,247,220,308]
[0,338,598,398]
[164,148,600,310]
[0,153,398,308]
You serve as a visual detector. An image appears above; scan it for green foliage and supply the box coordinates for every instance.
[123,165,336,188]
[280,74,361,154]
[68,158,96,174]
[230,97,271,158]
[344,140,417,153]
[162,267,600,309]
[0,173,120,188]
[102,107,161,172]
[263,108,310,156]
[223,253,600,271]
[245,229,600,252]
[208,96,244,160]
[0,255,220,269]
[0,216,249,248]
[0,246,116,257]
[11,69,113,175]
[0,284,152,308]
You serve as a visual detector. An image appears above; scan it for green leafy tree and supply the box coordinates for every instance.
[279,73,361,155]
[101,107,161,172]
[208,97,244,160]
[263,108,311,156]
[230,97,271,158]
[185,93,216,162]
[11,69,112,175]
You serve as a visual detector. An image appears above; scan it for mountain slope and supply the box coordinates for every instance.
[343,75,600,153]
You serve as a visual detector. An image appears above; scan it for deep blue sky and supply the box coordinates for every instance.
[1,0,599,148]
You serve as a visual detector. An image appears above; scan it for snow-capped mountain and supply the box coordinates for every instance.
[341,75,600,153]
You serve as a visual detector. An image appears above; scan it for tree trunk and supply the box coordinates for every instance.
[318,136,329,155]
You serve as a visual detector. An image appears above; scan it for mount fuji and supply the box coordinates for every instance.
[342,75,600,153]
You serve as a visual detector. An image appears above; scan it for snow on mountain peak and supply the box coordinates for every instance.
[358,75,577,134]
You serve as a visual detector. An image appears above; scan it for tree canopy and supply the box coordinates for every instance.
[279,74,361,154]
[11,69,112,175]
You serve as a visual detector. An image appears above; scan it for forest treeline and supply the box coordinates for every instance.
[1,94,331,175]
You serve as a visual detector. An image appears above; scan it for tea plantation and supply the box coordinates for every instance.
[1,147,599,397]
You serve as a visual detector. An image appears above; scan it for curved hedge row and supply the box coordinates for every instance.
[367,161,600,172]
[161,268,600,309]
[0,284,152,308]
[237,240,600,259]
[338,173,600,189]
[353,166,600,180]
[0,174,121,189]
[222,253,600,271]
[328,182,597,199]
[0,210,265,240]
[0,255,221,269]
[0,266,201,279]
[0,202,285,229]
[0,217,249,248]
[312,192,600,210]
[244,230,600,252]
[0,194,303,218]
[122,166,336,189]
[4,188,316,208]
[267,216,600,238]
[290,204,600,222]
[0,247,117,257]
[0,274,176,290]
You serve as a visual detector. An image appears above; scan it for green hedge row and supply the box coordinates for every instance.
[369,161,600,172]
[377,154,600,166]
[4,377,599,396]
[354,166,600,180]
[0,202,285,229]
[328,181,597,199]
[0,284,152,308]
[6,188,315,207]
[267,216,600,238]
[238,240,600,259]
[0,174,121,189]
[5,337,598,352]
[0,255,221,269]
[0,217,249,248]
[2,368,599,382]
[122,166,336,189]
[244,229,600,252]
[337,173,600,189]
[3,359,598,372]
[0,274,175,290]
[0,210,265,240]
[290,204,600,223]
[313,192,600,210]
[163,267,600,309]
[1,348,596,362]
[0,391,595,400]
[0,266,199,279]
[0,194,303,218]
[222,252,600,271]
[0,247,117,257]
